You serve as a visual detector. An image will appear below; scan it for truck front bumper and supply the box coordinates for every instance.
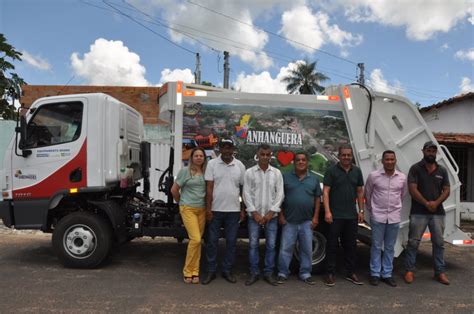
[0,200,13,227]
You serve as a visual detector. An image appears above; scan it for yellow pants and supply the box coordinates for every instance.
[179,205,206,277]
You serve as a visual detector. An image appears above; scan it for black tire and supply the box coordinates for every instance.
[52,212,112,268]
[294,230,327,273]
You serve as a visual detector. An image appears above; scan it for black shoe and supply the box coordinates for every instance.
[302,277,316,285]
[245,274,259,286]
[381,277,397,287]
[263,274,278,286]
[276,275,287,284]
[325,274,335,287]
[369,276,380,286]
[345,273,364,285]
[201,272,216,285]
[222,272,237,283]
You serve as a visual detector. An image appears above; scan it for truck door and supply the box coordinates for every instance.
[11,100,87,229]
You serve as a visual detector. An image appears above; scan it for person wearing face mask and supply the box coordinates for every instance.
[171,147,208,284]
[404,141,451,285]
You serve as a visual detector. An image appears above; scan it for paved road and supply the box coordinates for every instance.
[0,226,472,313]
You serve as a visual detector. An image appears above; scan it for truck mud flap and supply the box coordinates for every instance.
[88,200,126,241]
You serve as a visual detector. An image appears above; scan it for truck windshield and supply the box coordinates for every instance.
[23,101,83,149]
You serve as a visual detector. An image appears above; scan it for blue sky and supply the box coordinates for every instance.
[1,0,473,107]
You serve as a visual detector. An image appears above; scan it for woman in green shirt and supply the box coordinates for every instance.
[171,147,207,284]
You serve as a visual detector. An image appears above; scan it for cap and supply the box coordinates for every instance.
[423,141,437,150]
[219,137,234,147]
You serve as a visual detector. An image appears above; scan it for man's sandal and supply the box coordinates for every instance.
[183,276,193,284]
[192,276,200,284]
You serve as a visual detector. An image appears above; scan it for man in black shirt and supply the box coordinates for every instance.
[404,141,450,285]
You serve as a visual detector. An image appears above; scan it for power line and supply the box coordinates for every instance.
[186,0,358,66]
[83,1,451,100]
[101,0,195,54]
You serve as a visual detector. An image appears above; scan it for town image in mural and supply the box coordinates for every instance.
[182,102,350,179]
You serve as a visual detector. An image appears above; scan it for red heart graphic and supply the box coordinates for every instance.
[277,151,294,167]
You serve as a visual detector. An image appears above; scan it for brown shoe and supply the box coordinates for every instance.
[325,274,336,287]
[404,271,414,284]
[435,273,450,285]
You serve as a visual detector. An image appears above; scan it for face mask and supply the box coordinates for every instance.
[424,155,436,163]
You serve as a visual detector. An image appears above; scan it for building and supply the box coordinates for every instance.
[21,85,169,142]
[420,92,474,219]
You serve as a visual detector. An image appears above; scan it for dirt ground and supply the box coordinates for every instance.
[0,221,472,313]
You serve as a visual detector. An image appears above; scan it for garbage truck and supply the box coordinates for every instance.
[0,81,471,268]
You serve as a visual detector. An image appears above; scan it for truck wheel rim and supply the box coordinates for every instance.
[63,224,97,259]
[295,231,326,265]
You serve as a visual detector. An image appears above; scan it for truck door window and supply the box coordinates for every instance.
[24,102,83,149]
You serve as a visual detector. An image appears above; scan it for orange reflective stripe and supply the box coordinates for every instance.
[343,86,350,99]
[328,95,340,101]
[177,81,182,93]
[422,232,431,239]
[464,239,473,245]
[183,90,195,96]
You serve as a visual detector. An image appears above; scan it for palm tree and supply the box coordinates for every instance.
[281,60,329,95]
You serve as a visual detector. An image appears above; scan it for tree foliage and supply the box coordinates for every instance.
[0,33,26,120]
[281,60,329,95]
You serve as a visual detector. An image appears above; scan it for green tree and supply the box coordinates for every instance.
[0,34,26,120]
[201,81,215,87]
[281,60,329,95]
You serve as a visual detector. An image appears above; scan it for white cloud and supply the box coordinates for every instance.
[159,68,195,85]
[460,77,474,93]
[127,0,287,70]
[440,43,449,51]
[342,0,470,40]
[279,6,362,53]
[71,38,148,86]
[367,69,404,94]
[455,48,474,62]
[21,50,51,71]
[233,61,301,93]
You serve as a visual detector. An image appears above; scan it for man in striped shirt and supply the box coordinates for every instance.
[243,144,284,286]
[365,150,407,287]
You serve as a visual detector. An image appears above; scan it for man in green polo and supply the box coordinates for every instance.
[323,144,365,287]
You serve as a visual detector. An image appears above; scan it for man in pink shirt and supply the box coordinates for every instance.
[365,150,407,287]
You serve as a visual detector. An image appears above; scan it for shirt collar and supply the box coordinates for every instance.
[218,155,235,165]
[255,164,273,172]
[337,162,353,172]
[377,168,400,177]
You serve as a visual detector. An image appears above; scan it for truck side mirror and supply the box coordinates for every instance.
[18,115,27,149]
[15,110,32,158]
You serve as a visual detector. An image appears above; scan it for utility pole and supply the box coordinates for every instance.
[194,53,201,84]
[357,63,365,85]
[223,51,230,89]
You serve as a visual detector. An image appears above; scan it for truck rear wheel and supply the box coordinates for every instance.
[294,230,327,272]
[52,212,112,268]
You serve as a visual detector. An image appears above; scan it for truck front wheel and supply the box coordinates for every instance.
[52,212,112,268]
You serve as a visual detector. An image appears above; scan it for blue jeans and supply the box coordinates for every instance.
[248,216,278,275]
[206,211,240,274]
[405,214,445,275]
[370,220,399,278]
[277,220,313,280]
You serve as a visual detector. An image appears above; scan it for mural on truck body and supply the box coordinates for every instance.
[182,102,350,180]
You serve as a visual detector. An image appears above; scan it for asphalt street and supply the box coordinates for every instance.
[0,225,472,313]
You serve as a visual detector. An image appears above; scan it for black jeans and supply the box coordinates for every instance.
[326,218,358,275]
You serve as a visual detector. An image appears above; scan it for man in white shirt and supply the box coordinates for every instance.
[202,137,246,285]
[243,144,284,286]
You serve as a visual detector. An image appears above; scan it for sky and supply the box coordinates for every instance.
[1,0,473,107]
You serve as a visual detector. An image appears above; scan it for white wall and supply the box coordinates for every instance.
[421,101,474,133]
